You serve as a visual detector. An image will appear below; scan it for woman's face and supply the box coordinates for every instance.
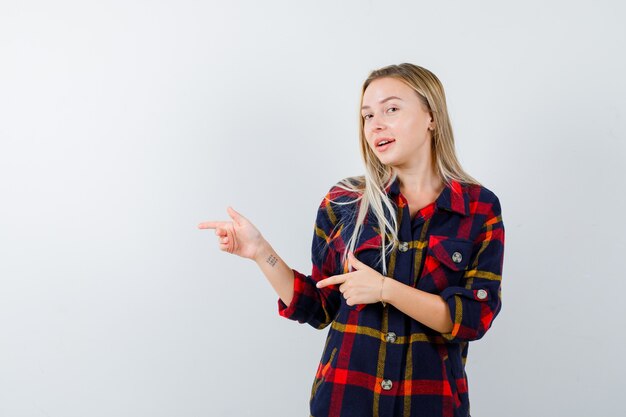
[361,77,434,169]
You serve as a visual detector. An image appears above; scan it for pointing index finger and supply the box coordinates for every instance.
[197,221,225,229]
[316,274,347,289]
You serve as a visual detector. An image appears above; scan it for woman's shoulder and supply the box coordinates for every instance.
[325,175,365,201]
[460,180,500,204]
[460,181,503,219]
[314,176,364,225]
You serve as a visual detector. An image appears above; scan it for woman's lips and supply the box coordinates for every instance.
[376,139,395,152]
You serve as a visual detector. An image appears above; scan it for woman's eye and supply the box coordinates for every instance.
[363,114,372,120]
[387,107,398,113]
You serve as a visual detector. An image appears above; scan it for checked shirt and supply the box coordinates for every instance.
[277,175,505,417]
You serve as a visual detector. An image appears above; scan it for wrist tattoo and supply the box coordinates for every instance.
[266,254,278,267]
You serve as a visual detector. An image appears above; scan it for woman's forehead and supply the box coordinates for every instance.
[362,77,415,105]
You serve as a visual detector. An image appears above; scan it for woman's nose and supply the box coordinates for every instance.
[369,116,386,132]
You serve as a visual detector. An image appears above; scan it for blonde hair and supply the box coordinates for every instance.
[330,63,481,276]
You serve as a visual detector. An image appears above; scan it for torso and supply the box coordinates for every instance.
[285,177,504,417]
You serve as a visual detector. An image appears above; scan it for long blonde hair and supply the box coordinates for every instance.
[330,63,481,276]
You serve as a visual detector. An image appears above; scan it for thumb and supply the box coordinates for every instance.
[227,206,246,225]
[348,251,362,269]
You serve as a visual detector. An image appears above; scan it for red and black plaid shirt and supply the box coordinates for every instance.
[278,175,505,417]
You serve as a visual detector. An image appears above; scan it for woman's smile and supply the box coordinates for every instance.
[374,136,396,152]
[376,140,395,152]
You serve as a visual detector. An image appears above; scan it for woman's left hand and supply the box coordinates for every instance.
[316,252,385,307]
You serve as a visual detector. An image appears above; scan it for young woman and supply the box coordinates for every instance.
[199,63,505,417]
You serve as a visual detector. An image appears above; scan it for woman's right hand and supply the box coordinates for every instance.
[198,206,265,260]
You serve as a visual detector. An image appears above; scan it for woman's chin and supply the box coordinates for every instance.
[376,154,400,167]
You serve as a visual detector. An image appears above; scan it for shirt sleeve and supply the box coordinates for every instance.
[277,187,343,330]
[439,192,505,342]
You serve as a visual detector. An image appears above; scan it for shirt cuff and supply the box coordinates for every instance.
[439,286,492,341]
[277,268,304,319]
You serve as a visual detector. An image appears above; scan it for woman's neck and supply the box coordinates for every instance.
[395,165,443,198]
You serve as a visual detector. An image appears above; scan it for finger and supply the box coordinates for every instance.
[349,251,371,271]
[348,251,363,269]
[316,274,347,289]
[214,224,233,237]
[198,221,226,229]
[345,296,354,306]
[219,242,235,254]
[219,237,234,253]
[224,228,235,253]
[316,277,333,289]
[227,206,247,226]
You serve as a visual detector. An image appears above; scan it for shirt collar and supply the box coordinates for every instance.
[384,175,469,216]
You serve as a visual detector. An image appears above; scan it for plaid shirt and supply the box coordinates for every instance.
[278,175,505,417]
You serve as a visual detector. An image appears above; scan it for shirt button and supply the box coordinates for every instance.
[381,379,393,390]
[451,251,463,263]
[385,332,397,343]
[398,241,409,252]
[476,289,488,300]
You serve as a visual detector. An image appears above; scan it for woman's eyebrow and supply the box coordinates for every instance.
[361,96,403,110]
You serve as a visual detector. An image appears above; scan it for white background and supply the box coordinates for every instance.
[1,1,625,416]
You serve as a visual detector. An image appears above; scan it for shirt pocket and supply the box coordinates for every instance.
[310,346,338,401]
[441,352,463,413]
[418,235,474,292]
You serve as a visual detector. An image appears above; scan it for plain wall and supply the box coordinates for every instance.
[1,0,625,415]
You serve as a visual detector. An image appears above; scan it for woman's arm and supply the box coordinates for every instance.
[253,239,295,306]
[382,280,453,333]
[198,207,295,305]
[317,252,453,333]
[199,190,343,329]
